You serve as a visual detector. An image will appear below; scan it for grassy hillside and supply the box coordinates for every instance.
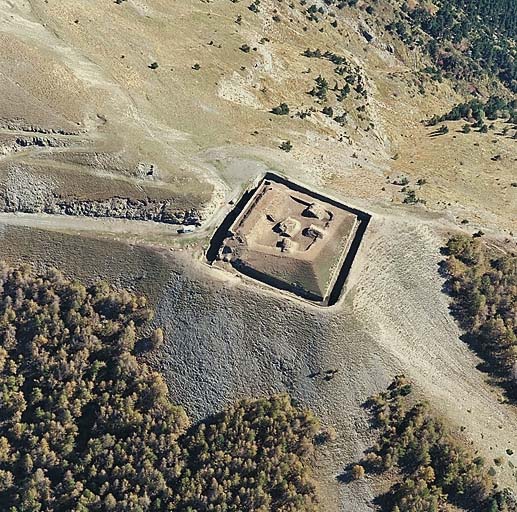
[0,0,515,236]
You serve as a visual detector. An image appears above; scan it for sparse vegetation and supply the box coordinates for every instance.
[308,75,329,102]
[434,124,449,135]
[149,326,164,350]
[403,189,425,205]
[248,0,261,13]
[301,48,368,129]
[392,176,409,186]
[322,106,333,117]
[351,464,365,480]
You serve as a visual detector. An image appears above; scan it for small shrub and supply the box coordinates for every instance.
[403,189,424,204]
[248,0,260,12]
[271,103,290,115]
[351,464,365,480]
[149,327,164,350]
[280,140,293,152]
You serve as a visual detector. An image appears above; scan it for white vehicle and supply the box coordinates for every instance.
[177,225,196,234]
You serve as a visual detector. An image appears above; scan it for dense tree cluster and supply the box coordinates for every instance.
[174,396,319,511]
[427,96,517,129]
[297,0,517,92]
[399,0,517,92]
[444,236,517,395]
[356,376,516,511]
[0,264,319,511]
[438,0,517,39]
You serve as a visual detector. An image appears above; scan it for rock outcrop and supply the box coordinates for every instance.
[0,192,200,225]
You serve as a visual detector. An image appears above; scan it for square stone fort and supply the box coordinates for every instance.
[214,175,368,304]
